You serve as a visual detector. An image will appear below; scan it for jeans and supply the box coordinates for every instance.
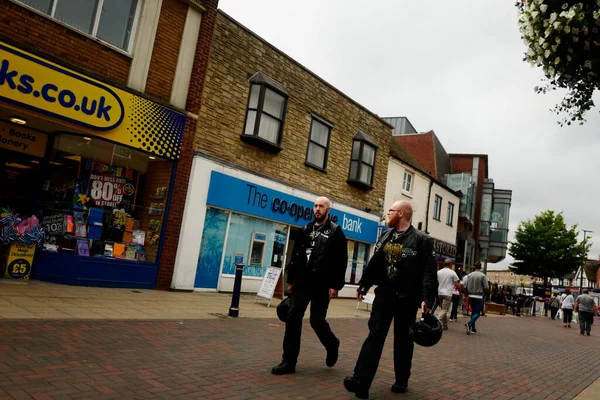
[450,294,461,320]
[579,311,594,333]
[467,298,483,332]
[436,295,452,328]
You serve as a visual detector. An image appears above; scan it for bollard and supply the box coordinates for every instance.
[228,263,245,317]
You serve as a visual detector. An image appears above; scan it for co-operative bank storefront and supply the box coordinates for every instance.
[172,156,380,298]
[0,41,185,288]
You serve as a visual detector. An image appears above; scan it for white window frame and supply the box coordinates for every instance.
[305,116,332,171]
[433,195,442,221]
[402,171,413,195]
[12,0,141,54]
[249,232,267,266]
[446,202,455,226]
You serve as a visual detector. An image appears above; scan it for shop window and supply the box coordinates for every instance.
[446,202,454,226]
[345,241,370,285]
[433,195,442,221]
[241,72,288,153]
[38,134,173,263]
[15,0,139,51]
[348,131,378,190]
[305,116,332,171]
[402,172,413,194]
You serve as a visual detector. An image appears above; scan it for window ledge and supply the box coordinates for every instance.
[305,162,327,173]
[347,179,374,191]
[433,217,441,222]
[240,134,283,154]
[401,190,413,198]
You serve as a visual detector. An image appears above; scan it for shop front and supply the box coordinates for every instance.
[0,41,185,288]
[433,239,458,270]
[173,157,379,298]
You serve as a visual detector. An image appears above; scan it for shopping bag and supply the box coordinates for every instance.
[557,309,563,320]
[572,313,578,324]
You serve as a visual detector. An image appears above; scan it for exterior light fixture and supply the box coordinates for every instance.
[9,117,27,125]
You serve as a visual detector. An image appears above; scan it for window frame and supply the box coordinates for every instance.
[446,201,455,226]
[433,195,442,221]
[402,171,413,195]
[305,114,333,172]
[13,0,141,54]
[249,232,267,266]
[241,74,289,154]
[347,131,378,190]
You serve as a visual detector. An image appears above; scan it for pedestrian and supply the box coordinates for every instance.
[450,273,463,322]
[575,289,598,336]
[464,262,489,335]
[343,201,437,399]
[561,289,575,328]
[436,259,459,329]
[271,197,348,375]
[462,273,470,316]
[548,291,560,320]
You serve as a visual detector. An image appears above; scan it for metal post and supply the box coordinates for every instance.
[228,263,245,318]
[580,230,593,294]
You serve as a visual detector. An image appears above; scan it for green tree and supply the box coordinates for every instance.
[516,1,600,126]
[509,210,590,289]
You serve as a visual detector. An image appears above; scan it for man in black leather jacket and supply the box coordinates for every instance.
[344,201,437,399]
[272,196,348,375]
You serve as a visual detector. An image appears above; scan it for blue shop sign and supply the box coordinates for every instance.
[206,171,378,243]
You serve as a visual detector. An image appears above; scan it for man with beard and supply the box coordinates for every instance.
[272,196,348,375]
[343,201,437,399]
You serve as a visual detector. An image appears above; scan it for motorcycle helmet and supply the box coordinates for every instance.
[409,313,443,347]
[277,297,291,322]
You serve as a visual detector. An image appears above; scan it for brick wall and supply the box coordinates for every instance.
[395,133,437,178]
[156,0,219,290]
[194,12,392,214]
[145,0,189,102]
[0,0,131,86]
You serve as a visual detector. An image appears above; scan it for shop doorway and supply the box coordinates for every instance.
[0,148,43,216]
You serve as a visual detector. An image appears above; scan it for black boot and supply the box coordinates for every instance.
[343,376,369,399]
[326,338,340,367]
[271,361,296,375]
[391,382,408,393]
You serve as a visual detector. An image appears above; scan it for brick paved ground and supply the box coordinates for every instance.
[0,315,599,400]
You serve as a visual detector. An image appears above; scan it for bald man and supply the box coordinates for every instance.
[344,201,437,399]
[272,196,348,375]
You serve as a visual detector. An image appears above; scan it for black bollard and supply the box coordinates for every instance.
[228,263,245,317]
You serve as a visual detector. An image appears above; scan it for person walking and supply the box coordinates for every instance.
[464,262,489,335]
[271,197,348,375]
[561,289,575,328]
[436,259,459,329]
[343,201,437,399]
[575,289,598,336]
[450,272,464,322]
[548,291,561,320]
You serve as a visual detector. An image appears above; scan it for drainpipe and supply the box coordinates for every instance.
[424,180,434,234]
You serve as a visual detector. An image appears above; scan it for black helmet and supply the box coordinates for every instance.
[277,297,291,322]
[409,313,443,347]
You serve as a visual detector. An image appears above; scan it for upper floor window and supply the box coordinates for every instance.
[348,131,378,190]
[16,0,139,52]
[241,72,288,153]
[447,202,455,226]
[402,172,413,194]
[433,195,442,221]
[305,116,332,171]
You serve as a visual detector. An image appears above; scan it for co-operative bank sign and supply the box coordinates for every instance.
[0,41,185,160]
[206,171,378,243]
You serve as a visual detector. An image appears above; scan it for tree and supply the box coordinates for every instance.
[509,210,590,289]
[516,0,600,126]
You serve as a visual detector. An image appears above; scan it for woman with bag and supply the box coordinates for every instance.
[549,292,561,320]
[561,289,575,328]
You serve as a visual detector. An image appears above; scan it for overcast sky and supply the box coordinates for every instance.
[219,0,600,269]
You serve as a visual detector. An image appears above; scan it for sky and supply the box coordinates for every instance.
[218,0,600,269]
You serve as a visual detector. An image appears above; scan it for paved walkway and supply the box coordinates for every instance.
[1,279,600,399]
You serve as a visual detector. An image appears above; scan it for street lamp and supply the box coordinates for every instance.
[579,230,593,293]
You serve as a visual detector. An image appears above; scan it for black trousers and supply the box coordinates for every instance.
[550,306,558,319]
[282,285,337,364]
[450,294,460,320]
[353,290,418,389]
[579,311,594,333]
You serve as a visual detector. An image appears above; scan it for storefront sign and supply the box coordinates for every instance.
[4,243,35,280]
[206,171,379,243]
[434,239,457,258]
[256,267,282,301]
[82,159,139,208]
[0,41,185,160]
[0,120,48,157]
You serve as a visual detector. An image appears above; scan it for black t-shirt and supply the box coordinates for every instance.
[306,223,328,271]
[382,229,412,298]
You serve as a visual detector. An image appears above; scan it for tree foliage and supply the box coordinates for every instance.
[509,210,590,280]
[516,0,600,126]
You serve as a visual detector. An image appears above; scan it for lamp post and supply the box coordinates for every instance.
[579,230,593,294]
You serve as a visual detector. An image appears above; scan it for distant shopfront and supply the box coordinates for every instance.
[433,239,457,270]
[174,159,379,297]
[0,41,185,288]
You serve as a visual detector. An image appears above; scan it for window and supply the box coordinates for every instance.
[242,72,288,153]
[16,0,139,51]
[433,195,442,221]
[249,232,267,266]
[348,131,378,190]
[402,172,413,194]
[305,116,332,171]
[446,202,455,226]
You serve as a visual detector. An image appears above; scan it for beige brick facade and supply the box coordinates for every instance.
[195,12,393,213]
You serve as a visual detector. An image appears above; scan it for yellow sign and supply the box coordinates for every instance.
[3,243,35,280]
[0,41,185,160]
[0,120,48,157]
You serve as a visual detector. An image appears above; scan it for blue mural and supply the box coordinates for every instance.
[195,208,229,289]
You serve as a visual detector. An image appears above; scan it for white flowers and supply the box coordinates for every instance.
[555,57,561,65]
[584,60,593,68]
[545,49,551,58]
[540,4,548,13]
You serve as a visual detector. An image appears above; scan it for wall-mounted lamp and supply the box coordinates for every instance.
[9,116,27,125]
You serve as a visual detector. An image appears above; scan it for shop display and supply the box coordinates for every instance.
[0,207,45,280]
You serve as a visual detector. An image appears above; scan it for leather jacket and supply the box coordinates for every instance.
[358,225,437,308]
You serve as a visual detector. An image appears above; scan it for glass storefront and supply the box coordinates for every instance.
[345,240,370,285]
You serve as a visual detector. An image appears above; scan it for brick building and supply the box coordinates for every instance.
[0,0,218,289]
[172,11,394,297]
